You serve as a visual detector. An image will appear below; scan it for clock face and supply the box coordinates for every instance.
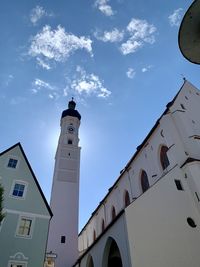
[67,126,75,134]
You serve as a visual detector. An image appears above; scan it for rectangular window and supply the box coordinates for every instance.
[7,158,18,168]
[10,264,26,267]
[174,179,184,191]
[17,218,32,237]
[61,235,66,243]
[12,183,25,197]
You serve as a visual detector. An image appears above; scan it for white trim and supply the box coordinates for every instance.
[9,180,28,200]
[15,215,35,239]
[10,252,28,260]
[8,260,27,267]
[5,155,20,170]
[4,209,51,219]
[0,217,5,232]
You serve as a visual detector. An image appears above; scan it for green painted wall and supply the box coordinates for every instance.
[0,144,51,267]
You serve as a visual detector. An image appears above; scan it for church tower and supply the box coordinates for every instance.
[47,99,81,267]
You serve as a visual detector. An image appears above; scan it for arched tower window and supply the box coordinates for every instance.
[141,170,150,193]
[111,206,116,220]
[124,190,130,207]
[160,145,170,170]
[102,219,105,232]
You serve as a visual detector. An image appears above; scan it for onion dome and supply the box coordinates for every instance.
[61,98,81,120]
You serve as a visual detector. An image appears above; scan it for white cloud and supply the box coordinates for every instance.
[94,28,124,42]
[30,5,52,25]
[141,65,153,72]
[32,78,54,93]
[120,18,156,55]
[71,66,111,98]
[4,74,14,86]
[126,68,136,79]
[36,57,51,70]
[95,0,115,16]
[48,92,59,100]
[29,25,93,68]
[168,8,183,27]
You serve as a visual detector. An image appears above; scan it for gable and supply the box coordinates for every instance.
[0,143,52,217]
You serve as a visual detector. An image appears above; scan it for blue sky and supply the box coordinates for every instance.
[0,0,199,230]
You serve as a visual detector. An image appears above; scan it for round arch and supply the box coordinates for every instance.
[102,237,123,267]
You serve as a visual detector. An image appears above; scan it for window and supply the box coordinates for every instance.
[111,206,116,220]
[12,183,25,197]
[7,158,18,168]
[124,190,130,207]
[160,145,170,170]
[180,103,186,110]
[68,139,72,145]
[17,218,32,237]
[61,236,66,243]
[141,170,150,193]
[10,264,26,267]
[93,230,96,242]
[102,219,105,232]
[174,179,184,191]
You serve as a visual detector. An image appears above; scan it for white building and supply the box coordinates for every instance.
[48,80,200,267]
[75,80,200,267]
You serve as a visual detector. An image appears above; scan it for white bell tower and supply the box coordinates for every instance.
[47,99,81,267]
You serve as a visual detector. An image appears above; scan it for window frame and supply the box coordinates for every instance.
[6,156,20,170]
[10,180,28,200]
[8,261,27,267]
[15,216,34,239]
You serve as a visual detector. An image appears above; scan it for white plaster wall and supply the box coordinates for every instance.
[125,165,200,267]
[78,213,131,267]
[78,81,200,256]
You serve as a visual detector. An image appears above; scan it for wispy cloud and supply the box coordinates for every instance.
[10,96,26,105]
[120,18,156,55]
[29,25,93,69]
[4,74,14,86]
[94,28,124,42]
[141,65,153,73]
[36,57,51,70]
[95,0,115,16]
[168,8,183,27]
[71,66,111,98]
[31,78,54,93]
[126,68,136,79]
[30,5,53,25]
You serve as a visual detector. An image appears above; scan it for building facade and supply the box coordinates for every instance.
[0,143,52,267]
[74,80,200,267]
[47,99,81,267]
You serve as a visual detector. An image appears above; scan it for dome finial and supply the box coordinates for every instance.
[68,98,76,110]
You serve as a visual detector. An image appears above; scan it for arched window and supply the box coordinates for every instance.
[111,206,116,220]
[93,230,96,242]
[124,190,130,207]
[141,170,150,193]
[160,145,170,170]
[102,237,123,267]
[86,255,94,267]
[102,219,105,232]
